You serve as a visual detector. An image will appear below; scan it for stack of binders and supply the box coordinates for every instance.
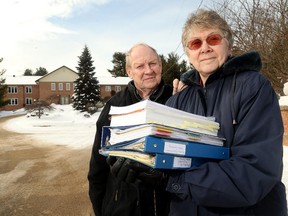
[100,100,229,170]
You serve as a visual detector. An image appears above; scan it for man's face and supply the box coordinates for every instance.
[126,45,162,93]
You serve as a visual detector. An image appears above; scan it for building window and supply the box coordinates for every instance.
[9,98,18,105]
[25,86,32,94]
[8,86,18,94]
[105,86,111,92]
[73,83,77,90]
[58,83,63,91]
[66,83,70,91]
[26,98,33,105]
[115,86,121,92]
[51,83,56,91]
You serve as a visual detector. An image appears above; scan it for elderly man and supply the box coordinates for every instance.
[88,43,173,216]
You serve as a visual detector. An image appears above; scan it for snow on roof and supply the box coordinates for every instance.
[4,75,42,85]
[3,75,131,86]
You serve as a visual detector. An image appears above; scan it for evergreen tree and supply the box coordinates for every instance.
[24,69,33,76]
[0,58,9,107]
[72,45,100,113]
[34,67,48,76]
[108,52,127,77]
[161,52,190,85]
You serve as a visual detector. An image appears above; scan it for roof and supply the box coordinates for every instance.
[3,75,131,86]
[4,75,42,85]
[3,65,131,86]
[36,65,78,82]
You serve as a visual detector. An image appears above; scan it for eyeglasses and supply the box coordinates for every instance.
[187,34,223,50]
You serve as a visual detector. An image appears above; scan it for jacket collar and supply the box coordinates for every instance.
[128,79,166,101]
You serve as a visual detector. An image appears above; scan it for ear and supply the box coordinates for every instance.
[228,46,233,56]
[126,67,133,79]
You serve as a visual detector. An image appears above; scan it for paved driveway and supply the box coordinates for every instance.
[0,116,94,216]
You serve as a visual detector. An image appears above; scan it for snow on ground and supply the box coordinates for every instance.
[0,103,287,199]
[1,104,100,149]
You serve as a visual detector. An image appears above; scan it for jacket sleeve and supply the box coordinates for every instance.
[166,75,284,207]
[87,104,111,216]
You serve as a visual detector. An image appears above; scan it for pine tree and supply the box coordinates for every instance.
[72,45,101,113]
[108,52,127,77]
[0,58,9,108]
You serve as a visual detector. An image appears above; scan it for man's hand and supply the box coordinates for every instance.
[107,156,167,186]
[173,79,187,95]
[128,160,168,186]
[107,156,137,183]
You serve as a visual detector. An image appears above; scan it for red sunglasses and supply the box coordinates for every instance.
[187,34,223,50]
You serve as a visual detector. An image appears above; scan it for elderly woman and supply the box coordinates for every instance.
[165,9,287,216]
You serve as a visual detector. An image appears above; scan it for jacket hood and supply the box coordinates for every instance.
[222,50,262,76]
[181,51,262,84]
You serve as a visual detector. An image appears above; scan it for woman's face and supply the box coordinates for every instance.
[186,28,231,82]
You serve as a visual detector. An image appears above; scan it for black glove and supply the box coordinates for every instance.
[106,156,167,186]
[128,161,168,186]
[106,156,137,183]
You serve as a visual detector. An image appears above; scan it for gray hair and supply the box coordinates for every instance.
[125,43,161,68]
[182,9,233,54]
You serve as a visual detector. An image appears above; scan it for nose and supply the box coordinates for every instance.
[200,40,212,53]
[144,64,153,73]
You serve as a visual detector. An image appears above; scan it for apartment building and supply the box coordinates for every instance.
[2,66,130,111]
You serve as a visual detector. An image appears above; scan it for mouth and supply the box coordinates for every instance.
[144,76,156,81]
[200,57,215,62]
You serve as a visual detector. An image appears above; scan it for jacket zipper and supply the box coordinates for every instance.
[114,189,118,201]
[153,189,157,216]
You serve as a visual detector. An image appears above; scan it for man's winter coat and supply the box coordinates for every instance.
[88,79,173,216]
[165,51,287,216]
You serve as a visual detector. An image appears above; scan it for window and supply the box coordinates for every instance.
[8,86,18,94]
[105,86,111,92]
[66,83,70,91]
[58,83,63,91]
[9,98,18,105]
[73,83,77,90]
[115,86,121,92]
[26,98,33,105]
[51,83,56,91]
[25,86,32,94]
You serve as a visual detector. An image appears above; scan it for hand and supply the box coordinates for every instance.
[107,157,137,183]
[128,160,168,186]
[106,156,167,186]
[173,79,187,95]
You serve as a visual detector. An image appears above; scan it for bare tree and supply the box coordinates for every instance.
[213,0,288,95]
[0,58,9,107]
[25,100,55,119]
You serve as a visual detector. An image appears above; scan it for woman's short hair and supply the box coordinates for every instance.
[182,9,233,54]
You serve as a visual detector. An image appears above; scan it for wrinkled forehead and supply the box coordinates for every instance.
[130,47,158,64]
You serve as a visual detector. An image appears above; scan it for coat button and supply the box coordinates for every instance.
[171,183,181,192]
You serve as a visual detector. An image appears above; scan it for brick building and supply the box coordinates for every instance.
[2,66,131,111]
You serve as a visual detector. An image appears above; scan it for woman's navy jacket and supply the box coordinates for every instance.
[165,51,287,216]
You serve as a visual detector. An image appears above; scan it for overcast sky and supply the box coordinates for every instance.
[0,0,214,77]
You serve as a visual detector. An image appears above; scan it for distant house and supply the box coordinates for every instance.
[1,65,131,111]
[3,75,41,111]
